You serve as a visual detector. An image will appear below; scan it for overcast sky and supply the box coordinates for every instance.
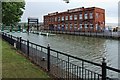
[21,0,119,24]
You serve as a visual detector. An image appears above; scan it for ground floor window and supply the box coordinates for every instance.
[70,23,72,30]
[65,24,68,30]
[74,23,77,31]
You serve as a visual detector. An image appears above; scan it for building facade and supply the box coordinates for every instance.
[44,7,105,32]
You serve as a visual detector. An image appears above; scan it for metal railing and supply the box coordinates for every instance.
[1,32,120,80]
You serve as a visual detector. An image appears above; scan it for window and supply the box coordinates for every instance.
[96,13,99,18]
[62,16,64,21]
[74,15,77,20]
[55,17,57,21]
[79,13,82,19]
[89,13,93,19]
[70,15,72,20]
[61,24,64,30]
[80,24,82,29]
[66,16,68,20]
[85,13,88,19]
[70,23,72,30]
[58,24,60,30]
[84,24,88,29]
[65,23,68,30]
[58,17,60,21]
[90,24,93,29]
[74,23,77,30]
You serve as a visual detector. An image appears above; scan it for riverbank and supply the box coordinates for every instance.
[41,30,120,40]
[1,39,50,79]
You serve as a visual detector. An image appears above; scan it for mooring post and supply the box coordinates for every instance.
[47,44,50,72]
[27,40,29,58]
[102,58,106,80]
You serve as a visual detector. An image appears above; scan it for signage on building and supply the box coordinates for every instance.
[68,8,82,13]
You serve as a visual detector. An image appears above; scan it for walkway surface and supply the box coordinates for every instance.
[1,39,50,79]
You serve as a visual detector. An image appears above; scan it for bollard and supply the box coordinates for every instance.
[47,44,50,72]
[102,58,106,80]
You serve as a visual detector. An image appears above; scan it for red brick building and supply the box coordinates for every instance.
[44,7,105,32]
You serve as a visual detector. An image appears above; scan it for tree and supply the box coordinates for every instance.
[2,1,25,26]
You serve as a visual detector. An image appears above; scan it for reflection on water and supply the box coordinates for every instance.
[9,32,119,69]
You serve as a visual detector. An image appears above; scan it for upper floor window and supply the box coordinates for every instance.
[58,17,60,21]
[66,16,68,20]
[74,15,77,20]
[70,15,72,20]
[79,13,82,19]
[62,16,64,21]
[85,13,88,19]
[55,17,57,21]
[89,13,93,19]
[96,13,99,18]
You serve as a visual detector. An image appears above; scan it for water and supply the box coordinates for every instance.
[8,32,119,77]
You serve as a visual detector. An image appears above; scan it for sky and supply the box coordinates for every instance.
[21,0,119,24]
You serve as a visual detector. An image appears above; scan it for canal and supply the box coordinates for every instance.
[8,32,119,70]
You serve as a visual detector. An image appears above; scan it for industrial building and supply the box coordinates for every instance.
[44,7,105,32]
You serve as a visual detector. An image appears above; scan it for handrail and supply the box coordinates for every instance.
[29,41,47,49]
[50,48,102,67]
[106,66,120,73]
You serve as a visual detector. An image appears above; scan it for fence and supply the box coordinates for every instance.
[43,30,120,40]
[1,32,120,80]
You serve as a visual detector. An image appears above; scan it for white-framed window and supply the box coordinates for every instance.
[55,17,57,21]
[65,23,68,30]
[70,15,72,20]
[96,13,99,18]
[89,13,93,19]
[58,24,60,29]
[79,24,82,29]
[90,24,93,29]
[79,13,82,19]
[58,17,60,21]
[84,24,88,29]
[85,13,88,19]
[70,23,72,30]
[62,16,64,21]
[74,23,77,30]
[74,15,77,20]
[52,18,54,22]
[96,24,98,30]
[66,16,68,20]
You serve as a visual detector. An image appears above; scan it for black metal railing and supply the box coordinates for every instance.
[1,32,120,80]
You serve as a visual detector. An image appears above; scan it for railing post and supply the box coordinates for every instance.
[47,44,50,72]
[17,37,19,49]
[27,40,29,58]
[19,37,22,50]
[11,35,12,39]
[68,56,70,79]
[82,61,84,80]
[102,58,106,80]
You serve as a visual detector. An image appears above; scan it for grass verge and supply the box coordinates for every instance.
[1,39,50,79]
